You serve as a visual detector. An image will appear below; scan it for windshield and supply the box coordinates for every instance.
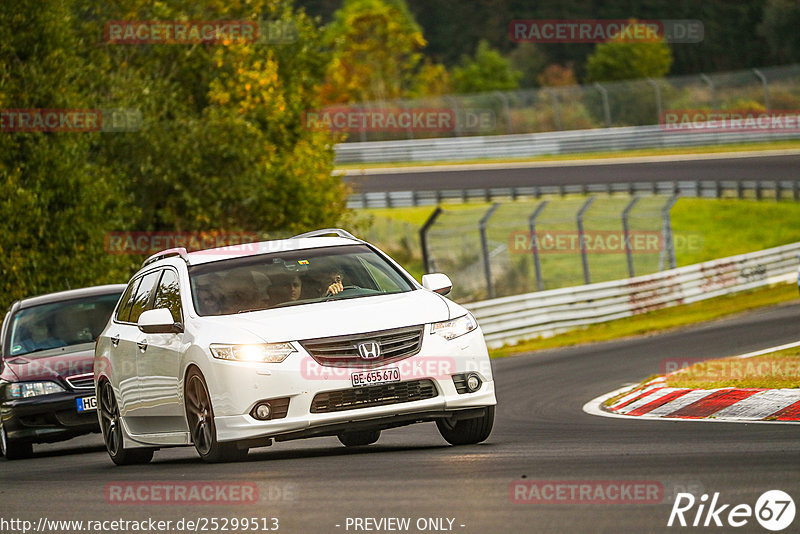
[7,292,122,358]
[189,244,414,316]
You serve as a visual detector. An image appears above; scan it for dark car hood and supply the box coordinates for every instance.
[1,344,95,384]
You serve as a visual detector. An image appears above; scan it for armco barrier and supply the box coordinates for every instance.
[335,125,800,164]
[464,242,800,349]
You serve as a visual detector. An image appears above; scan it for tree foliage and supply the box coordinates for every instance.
[321,0,426,104]
[585,26,673,83]
[759,0,800,64]
[452,40,522,94]
[0,0,346,306]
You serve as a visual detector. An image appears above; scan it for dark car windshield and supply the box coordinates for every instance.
[189,244,414,316]
[6,293,122,358]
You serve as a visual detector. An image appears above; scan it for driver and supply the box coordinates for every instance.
[316,267,344,297]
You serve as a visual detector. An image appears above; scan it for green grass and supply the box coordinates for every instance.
[672,199,800,267]
[356,198,800,299]
[335,140,800,170]
[666,347,800,389]
[489,283,799,358]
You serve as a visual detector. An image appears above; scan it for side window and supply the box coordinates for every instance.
[116,278,141,323]
[128,271,161,324]
[153,269,183,323]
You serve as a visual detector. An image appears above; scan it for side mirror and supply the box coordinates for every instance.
[138,308,183,334]
[421,273,453,296]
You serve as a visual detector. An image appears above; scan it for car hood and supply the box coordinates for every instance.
[1,344,95,383]
[200,289,452,343]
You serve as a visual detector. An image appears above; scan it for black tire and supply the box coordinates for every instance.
[337,429,381,447]
[184,368,247,463]
[436,406,495,446]
[98,381,154,465]
[0,420,33,460]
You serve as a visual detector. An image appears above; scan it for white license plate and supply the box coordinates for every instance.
[76,396,97,412]
[351,367,401,388]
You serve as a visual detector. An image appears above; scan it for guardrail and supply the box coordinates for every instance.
[347,180,800,209]
[464,242,800,348]
[335,125,800,164]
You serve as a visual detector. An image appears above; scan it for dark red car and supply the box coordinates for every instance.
[0,285,125,459]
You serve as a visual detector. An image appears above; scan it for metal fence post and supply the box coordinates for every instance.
[494,91,513,134]
[445,96,462,137]
[594,83,611,127]
[419,206,443,274]
[646,78,663,124]
[577,196,596,285]
[659,195,679,271]
[479,203,501,299]
[753,69,771,110]
[700,73,716,108]
[547,89,563,131]
[622,196,640,278]
[528,201,549,291]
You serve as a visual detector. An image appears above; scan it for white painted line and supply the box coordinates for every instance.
[607,385,659,410]
[733,340,800,359]
[615,388,675,414]
[338,148,800,176]
[645,389,719,416]
[582,387,800,425]
[709,389,800,420]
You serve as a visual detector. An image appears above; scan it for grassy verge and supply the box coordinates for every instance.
[336,140,800,171]
[665,347,800,389]
[489,283,799,358]
[355,198,800,295]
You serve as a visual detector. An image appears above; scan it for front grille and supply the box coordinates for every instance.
[310,379,438,414]
[65,373,95,390]
[300,325,424,368]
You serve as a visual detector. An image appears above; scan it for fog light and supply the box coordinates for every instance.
[254,403,271,420]
[466,374,481,392]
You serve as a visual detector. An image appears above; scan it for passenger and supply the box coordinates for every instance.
[268,273,302,306]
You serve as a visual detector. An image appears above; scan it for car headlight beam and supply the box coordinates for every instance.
[210,343,296,363]
[430,313,478,340]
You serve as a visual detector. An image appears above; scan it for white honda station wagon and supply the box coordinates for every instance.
[95,229,496,464]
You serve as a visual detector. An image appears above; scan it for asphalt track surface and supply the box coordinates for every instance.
[344,153,800,193]
[3,302,800,533]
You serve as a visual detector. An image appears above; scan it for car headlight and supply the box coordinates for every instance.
[8,381,66,399]
[430,313,478,340]
[210,343,296,363]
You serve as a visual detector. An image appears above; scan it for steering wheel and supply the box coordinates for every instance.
[324,285,359,299]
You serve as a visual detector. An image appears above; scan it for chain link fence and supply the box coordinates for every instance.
[418,195,682,303]
[332,64,800,142]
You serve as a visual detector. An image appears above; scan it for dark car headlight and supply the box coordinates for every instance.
[7,381,66,399]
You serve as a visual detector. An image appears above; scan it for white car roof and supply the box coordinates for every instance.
[154,236,361,267]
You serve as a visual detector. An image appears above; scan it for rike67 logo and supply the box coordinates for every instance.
[668,490,795,531]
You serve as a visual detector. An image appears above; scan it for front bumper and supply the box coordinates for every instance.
[1,390,99,444]
[204,327,497,443]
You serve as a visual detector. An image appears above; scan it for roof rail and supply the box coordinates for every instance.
[141,247,190,268]
[291,228,359,240]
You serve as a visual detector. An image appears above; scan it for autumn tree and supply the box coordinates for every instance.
[321,0,426,104]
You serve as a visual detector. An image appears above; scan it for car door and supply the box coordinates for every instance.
[134,268,187,433]
[113,269,161,434]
